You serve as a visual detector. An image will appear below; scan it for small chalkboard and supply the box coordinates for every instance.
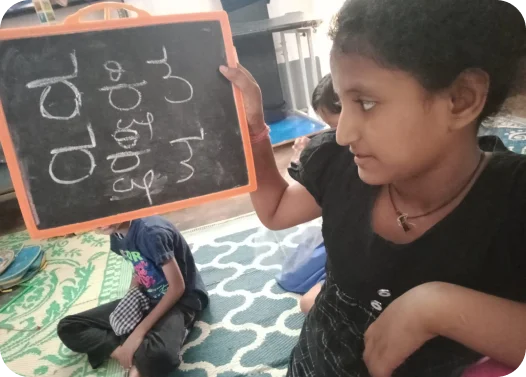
[0,3,255,238]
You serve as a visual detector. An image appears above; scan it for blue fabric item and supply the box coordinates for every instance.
[110,216,208,311]
[16,250,45,286]
[269,114,328,145]
[0,246,42,288]
[276,242,327,294]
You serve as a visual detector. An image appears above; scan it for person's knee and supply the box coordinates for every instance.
[300,283,323,314]
[56,316,74,342]
[56,315,94,352]
[135,345,181,377]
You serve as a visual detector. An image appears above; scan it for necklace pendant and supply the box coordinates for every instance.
[396,213,412,232]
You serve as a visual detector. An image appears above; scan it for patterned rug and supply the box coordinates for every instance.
[0,232,133,377]
[480,115,526,154]
[0,217,323,377]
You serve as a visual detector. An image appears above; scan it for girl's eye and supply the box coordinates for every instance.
[361,101,376,111]
[353,99,377,111]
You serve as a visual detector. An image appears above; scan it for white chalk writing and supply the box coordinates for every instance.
[170,128,204,183]
[33,48,201,208]
[27,50,82,120]
[107,149,151,174]
[104,61,125,82]
[146,46,194,104]
[99,81,147,111]
[112,169,155,205]
[113,128,139,150]
[49,123,96,185]
[116,112,154,140]
[101,58,160,204]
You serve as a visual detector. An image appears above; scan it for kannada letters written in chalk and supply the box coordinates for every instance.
[31,47,202,205]
[0,22,248,228]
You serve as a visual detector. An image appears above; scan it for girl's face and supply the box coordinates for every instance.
[331,52,454,185]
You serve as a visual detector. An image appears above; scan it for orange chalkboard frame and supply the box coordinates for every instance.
[0,2,257,239]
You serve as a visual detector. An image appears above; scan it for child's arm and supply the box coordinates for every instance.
[291,137,311,165]
[221,66,322,230]
[133,258,185,336]
[427,283,526,368]
[363,282,526,377]
[130,275,139,289]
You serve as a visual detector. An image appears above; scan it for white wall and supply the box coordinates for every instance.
[312,0,346,75]
[1,4,105,28]
[267,0,344,76]
[123,0,223,15]
[268,0,314,17]
[267,0,314,68]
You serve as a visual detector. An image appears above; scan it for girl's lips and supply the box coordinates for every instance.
[354,154,375,166]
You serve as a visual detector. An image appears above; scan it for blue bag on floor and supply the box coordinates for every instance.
[276,234,327,294]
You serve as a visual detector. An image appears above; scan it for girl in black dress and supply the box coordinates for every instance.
[220,0,526,376]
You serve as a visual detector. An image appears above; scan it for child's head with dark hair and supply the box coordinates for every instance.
[312,74,341,128]
[328,0,526,185]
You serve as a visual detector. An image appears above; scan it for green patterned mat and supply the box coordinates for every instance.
[0,219,323,377]
[0,231,133,377]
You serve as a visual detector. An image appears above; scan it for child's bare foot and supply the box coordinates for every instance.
[128,366,141,377]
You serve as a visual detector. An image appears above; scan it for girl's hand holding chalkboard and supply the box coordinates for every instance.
[220,64,266,134]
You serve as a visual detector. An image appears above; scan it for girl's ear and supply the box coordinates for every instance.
[447,69,489,131]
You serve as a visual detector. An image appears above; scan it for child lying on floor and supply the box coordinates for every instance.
[58,216,208,377]
[278,74,341,314]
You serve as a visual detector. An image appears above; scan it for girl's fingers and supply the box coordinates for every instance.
[237,63,258,84]
[220,65,260,99]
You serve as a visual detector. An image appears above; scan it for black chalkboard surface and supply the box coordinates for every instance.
[0,8,255,238]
